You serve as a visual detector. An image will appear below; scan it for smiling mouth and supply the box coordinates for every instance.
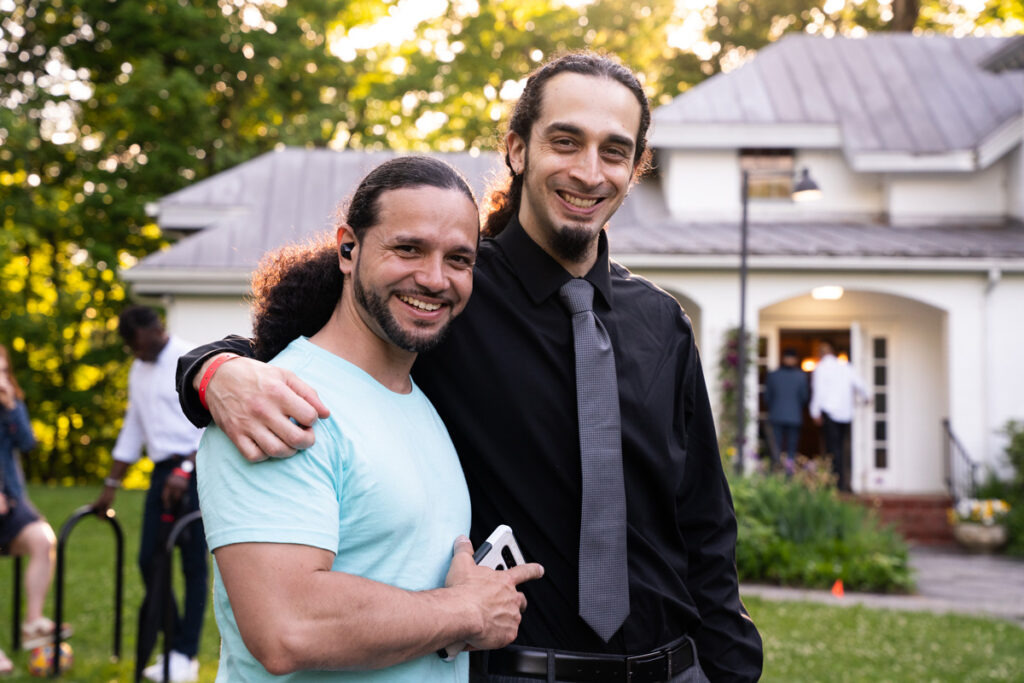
[398,294,443,312]
[558,191,600,209]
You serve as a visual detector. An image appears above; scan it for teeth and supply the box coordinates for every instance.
[399,295,441,311]
[561,193,598,208]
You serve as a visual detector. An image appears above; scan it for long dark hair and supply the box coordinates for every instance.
[482,51,653,237]
[251,155,477,361]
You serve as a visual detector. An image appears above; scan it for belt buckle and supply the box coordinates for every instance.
[625,649,668,683]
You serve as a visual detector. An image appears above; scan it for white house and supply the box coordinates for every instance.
[124,35,1024,510]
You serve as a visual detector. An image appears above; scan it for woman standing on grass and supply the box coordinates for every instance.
[0,343,71,676]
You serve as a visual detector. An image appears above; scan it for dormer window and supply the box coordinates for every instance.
[740,149,795,199]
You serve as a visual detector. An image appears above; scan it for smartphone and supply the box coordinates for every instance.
[439,525,525,661]
[472,524,525,570]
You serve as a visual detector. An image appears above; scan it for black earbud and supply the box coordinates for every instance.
[340,242,355,260]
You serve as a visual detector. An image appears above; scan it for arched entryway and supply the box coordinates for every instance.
[758,289,948,494]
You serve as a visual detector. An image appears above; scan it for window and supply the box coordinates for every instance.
[740,149,795,199]
[872,337,889,469]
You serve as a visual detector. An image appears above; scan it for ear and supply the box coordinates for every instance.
[506,131,526,176]
[336,224,357,274]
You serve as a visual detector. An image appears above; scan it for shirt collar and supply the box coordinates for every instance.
[493,216,614,308]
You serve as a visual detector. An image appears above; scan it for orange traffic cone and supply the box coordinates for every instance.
[831,579,844,598]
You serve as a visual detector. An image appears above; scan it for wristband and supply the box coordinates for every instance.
[172,467,192,480]
[104,477,121,488]
[198,353,241,411]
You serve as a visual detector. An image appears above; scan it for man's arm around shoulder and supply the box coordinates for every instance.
[175,335,329,461]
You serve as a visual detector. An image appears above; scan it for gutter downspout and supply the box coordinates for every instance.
[984,266,1002,468]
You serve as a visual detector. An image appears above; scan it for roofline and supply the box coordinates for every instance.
[649,115,1022,172]
[615,253,1024,273]
[980,35,1024,72]
[848,114,1023,173]
[649,122,842,149]
[120,267,252,295]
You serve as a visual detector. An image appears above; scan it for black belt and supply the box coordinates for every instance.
[481,636,694,682]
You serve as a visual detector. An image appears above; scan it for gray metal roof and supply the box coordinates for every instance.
[981,35,1024,72]
[612,216,1024,260]
[140,148,506,271]
[654,34,1024,156]
[126,147,1024,289]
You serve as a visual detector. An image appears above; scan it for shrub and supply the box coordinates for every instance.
[731,473,913,593]
[975,420,1024,556]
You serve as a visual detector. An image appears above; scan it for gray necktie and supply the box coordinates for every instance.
[559,278,630,642]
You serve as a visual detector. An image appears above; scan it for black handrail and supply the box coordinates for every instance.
[160,510,203,683]
[943,418,979,504]
[53,505,124,677]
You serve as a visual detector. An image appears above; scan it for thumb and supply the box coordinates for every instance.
[452,535,474,558]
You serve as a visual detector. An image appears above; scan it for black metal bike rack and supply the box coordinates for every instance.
[158,510,203,683]
[52,504,125,677]
[6,554,23,652]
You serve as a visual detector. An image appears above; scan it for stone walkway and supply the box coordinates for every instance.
[740,546,1024,625]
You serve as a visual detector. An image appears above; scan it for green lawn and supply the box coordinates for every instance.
[2,485,1022,681]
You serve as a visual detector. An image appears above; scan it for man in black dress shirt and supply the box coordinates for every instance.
[176,53,762,681]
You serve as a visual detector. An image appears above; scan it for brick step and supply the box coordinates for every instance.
[849,494,956,546]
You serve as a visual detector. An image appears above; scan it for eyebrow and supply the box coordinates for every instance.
[543,122,636,152]
[390,235,477,255]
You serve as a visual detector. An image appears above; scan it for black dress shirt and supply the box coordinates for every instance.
[177,218,763,681]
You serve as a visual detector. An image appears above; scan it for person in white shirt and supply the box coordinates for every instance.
[809,341,870,492]
[92,306,206,683]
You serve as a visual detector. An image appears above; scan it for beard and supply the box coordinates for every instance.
[549,223,598,263]
[352,270,452,354]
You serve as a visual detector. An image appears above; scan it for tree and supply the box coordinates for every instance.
[2,0,1020,482]
[1,0,367,481]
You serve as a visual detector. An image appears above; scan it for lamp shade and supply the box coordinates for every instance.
[791,167,822,202]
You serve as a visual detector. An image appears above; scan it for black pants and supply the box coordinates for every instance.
[139,460,208,658]
[822,413,851,492]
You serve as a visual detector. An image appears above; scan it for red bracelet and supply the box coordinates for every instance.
[198,353,240,411]
[172,467,192,479]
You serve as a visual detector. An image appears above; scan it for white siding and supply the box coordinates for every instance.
[662,149,885,222]
[164,296,253,347]
[887,161,1009,225]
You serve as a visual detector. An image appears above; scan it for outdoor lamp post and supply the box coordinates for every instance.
[734,167,821,475]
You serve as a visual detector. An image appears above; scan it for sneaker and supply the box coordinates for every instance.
[21,618,73,650]
[143,650,199,683]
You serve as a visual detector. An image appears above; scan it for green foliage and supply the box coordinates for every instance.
[731,473,914,592]
[1,0,364,481]
[3,487,1019,681]
[745,596,1024,682]
[716,326,755,463]
[3,0,1022,484]
[0,485,221,682]
[707,0,1024,76]
[976,420,1024,556]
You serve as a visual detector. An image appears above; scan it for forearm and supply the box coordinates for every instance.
[175,335,254,427]
[218,545,482,675]
[261,573,477,673]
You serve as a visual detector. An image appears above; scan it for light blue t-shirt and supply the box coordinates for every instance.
[197,337,472,682]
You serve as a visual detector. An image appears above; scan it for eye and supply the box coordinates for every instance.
[604,146,629,160]
[394,244,418,256]
[448,253,475,269]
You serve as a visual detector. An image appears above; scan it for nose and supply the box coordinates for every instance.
[414,254,447,293]
[568,146,602,187]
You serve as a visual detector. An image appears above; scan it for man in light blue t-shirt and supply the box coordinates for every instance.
[197,157,544,682]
